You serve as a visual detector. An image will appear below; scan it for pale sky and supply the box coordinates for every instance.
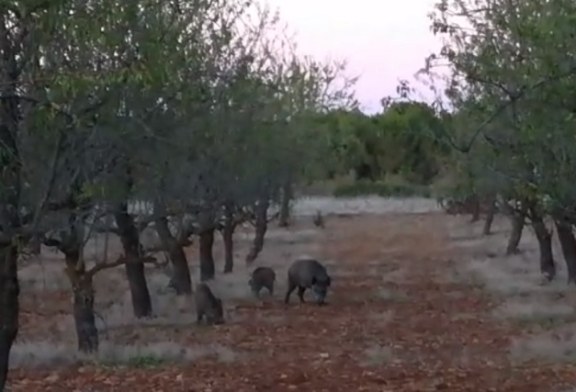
[263,0,444,113]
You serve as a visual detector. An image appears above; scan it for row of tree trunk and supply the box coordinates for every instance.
[28,197,272,355]
[2,178,287,390]
[473,196,576,284]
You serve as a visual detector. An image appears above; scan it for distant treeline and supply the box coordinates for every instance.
[311,101,452,186]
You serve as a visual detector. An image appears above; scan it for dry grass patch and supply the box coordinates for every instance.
[492,300,575,326]
[381,267,407,283]
[460,256,568,296]
[358,343,394,367]
[431,264,479,285]
[292,196,440,216]
[509,330,576,363]
[366,310,395,324]
[447,216,576,367]
[9,340,240,369]
[19,261,70,292]
[447,215,567,297]
[375,287,408,302]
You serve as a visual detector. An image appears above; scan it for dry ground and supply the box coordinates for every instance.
[7,200,576,391]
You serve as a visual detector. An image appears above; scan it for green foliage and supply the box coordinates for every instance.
[0,0,359,233]
[311,101,450,186]
[123,355,168,368]
[96,354,170,369]
[0,2,360,386]
[372,101,450,184]
[423,0,576,214]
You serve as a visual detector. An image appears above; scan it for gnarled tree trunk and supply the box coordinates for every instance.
[470,195,481,222]
[554,219,576,284]
[199,228,215,281]
[154,215,192,294]
[278,181,293,228]
[65,250,99,353]
[114,203,152,317]
[506,213,524,255]
[0,46,24,388]
[72,276,98,353]
[531,214,555,281]
[246,198,269,264]
[502,201,525,255]
[222,203,235,273]
[482,197,496,235]
[28,235,41,255]
[46,216,100,353]
[0,244,20,390]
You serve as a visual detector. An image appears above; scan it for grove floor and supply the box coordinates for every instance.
[8,212,576,391]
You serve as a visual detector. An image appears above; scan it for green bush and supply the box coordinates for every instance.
[332,180,431,198]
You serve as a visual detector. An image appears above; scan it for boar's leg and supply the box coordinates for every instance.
[284,281,296,304]
[297,286,306,303]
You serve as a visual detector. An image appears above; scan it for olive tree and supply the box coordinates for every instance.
[129,3,358,281]
[0,0,143,383]
[426,0,576,281]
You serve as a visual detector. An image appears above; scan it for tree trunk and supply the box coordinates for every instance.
[245,198,269,264]
[470,195,481,222]
[72,278,98,353]
[222,203,235,273]
[482,197,496,235]
[506,210,525,255]
[278,181,293,228]
[154,215,192,294]
[554,219,576,284]
[65,251,99,353]
[28,235,41,255]
[0,244,19,391]
[199,228,215,281]
[114,204,152,317]
[0,38,24,391]
[532,215,555,281]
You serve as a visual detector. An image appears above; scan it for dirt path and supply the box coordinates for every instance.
[8,213,576,391]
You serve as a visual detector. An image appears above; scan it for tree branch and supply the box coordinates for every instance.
[86,255,157,278]
[42,237,62,248]
[29,129,66,232]
[91,224,120,236]
[457,64,576,153]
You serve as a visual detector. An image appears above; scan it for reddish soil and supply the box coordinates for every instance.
[8,213,576,391]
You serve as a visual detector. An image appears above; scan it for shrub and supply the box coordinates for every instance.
[333,180,431,198]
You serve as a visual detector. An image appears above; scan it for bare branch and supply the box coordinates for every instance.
[29,131,66,231]
[42,237,62,248]
[91,224,120,236]
[86,255,157,278]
